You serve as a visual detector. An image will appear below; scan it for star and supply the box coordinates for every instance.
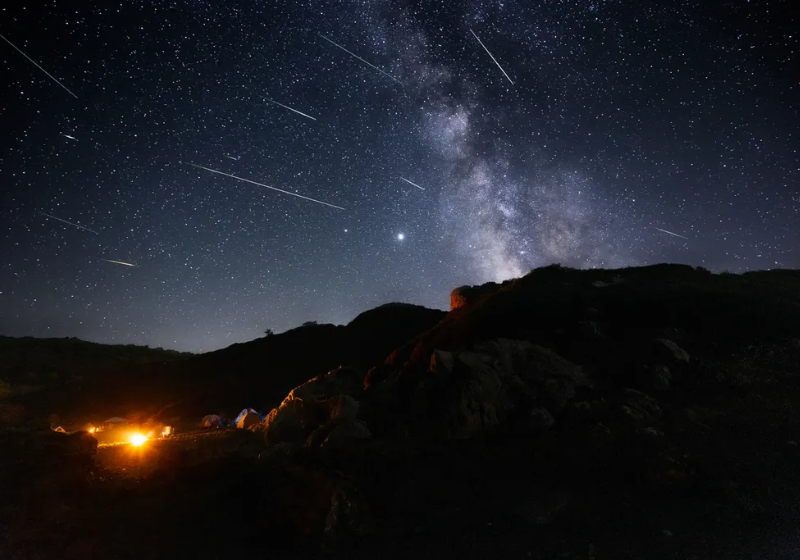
[397,233,405,241]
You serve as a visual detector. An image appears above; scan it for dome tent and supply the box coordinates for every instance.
[202,414,223,428]
[235,408,260,429]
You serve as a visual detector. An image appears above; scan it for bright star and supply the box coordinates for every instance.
[397,233,405,241]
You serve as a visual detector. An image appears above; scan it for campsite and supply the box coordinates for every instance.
[3,265,800,559]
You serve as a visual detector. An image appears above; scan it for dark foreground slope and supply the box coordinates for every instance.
[3,264,800,560]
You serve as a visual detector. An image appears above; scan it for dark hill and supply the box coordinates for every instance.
[9,302,446,424]
[384,263,800,370]
[0,336,190,399]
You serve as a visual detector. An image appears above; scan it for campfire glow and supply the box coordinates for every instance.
[129,433,148,446]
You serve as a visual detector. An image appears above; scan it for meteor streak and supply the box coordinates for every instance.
[62,133,77,141]
[653,227,689,240]
[263,98,317,121]
[318,34,402,85]
[399,177,424,190]
[102,259,137,267]
[184,162,344,210]
[41,212,99,234]
[469,29,514,85]
[0,33,78,98]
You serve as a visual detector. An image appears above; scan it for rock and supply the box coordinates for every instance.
[420,339,585,439]
[267,465,370,549]
[263,366,365,447]
[570,399,609,422]
[323,420,372,448]
[640,364,672,391]
[306,424,336,448]
[330,395,360,422]
[323,483,372,550]
[258,442,301,463]
[589,423,614,448]
[653,338,690,363]
[577,320,602,339]
[544,377,576,411]
[527,407,555,432]
[450,282,498,310]
[621,389,662,428]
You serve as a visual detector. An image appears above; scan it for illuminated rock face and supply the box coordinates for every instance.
[450,282,499,310]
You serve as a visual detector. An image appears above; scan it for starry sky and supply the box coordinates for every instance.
[1,1,798,352]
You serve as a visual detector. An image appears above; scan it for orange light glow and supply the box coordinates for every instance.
[129,433,148,446]
[161,426,173,437]
[88,428,96,433]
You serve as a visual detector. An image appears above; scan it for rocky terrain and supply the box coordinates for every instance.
[2,264,800,559]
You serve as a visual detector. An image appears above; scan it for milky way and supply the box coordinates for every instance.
[1,2,797,351]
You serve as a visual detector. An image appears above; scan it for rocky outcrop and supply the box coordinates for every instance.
[450,282,499,310]
[409,339,588,439]
[261,366,368,448]
[260,464,371,550]
[653,338,690,364]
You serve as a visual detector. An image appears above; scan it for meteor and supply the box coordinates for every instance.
[62,133,77,141]
[469,29,514,85]
[41,212,99,234]
[183,162,344,210]
[653,227,689,240]
[399,177,425,190]
[318,34,402,85]
[0,33,78,98]
[102,259,137,267]
[263,98,317,121]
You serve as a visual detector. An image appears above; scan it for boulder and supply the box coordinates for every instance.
[258,442,301,463]
[526,407,555,432]
[640,364,672,392]
[323,420,372,448]
[621,389,662,429]
[653,338,690,364]
[264,465,370,550]
[263,366,364,447]
[417,339,586,439]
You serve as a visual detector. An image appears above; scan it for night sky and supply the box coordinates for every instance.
[1,1,797,352]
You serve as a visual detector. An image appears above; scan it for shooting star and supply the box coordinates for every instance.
[469,29,514,85]
[264,98,317,121]
[62,133,77,141]
[399,177,425,191]
[183,162,344,210]
[318,34,402,85]
[224,155,240,161]
[41,212,99,235]
[0,33,78,99]
[102,259,137,267]
[653,227,689,240]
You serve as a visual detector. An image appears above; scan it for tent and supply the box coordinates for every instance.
[202,414,223,428]
[102,417,127,429]
[234,408,258,425]
[236,412,260,429]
